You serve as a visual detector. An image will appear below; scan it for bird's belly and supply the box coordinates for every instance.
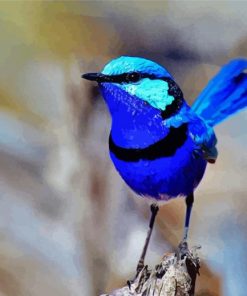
[109,138,207,200]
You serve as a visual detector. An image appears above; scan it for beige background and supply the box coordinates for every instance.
[0,1,246,295]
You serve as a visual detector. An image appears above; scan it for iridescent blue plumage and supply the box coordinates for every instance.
[82,56,247,245]
[192,58,247,126]
[100,82,207,200]
[99,57,247,198]
[97,56,227,200]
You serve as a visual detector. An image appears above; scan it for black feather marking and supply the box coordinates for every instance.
[160,78,184,119]
[234,72,247,84]
[96,72,184,119]
[109,123,188,162]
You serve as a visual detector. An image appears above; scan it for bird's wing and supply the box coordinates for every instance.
[188,114,218,163]
[163,105,218,163]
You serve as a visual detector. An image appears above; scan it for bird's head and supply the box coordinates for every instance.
[82,56,185,120]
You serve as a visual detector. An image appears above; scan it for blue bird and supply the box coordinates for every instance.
[82,56,247,273]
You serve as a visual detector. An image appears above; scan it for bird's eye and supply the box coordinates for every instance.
[126,72,141,83]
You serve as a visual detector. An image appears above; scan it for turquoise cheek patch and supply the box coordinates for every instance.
[119,79,175,111]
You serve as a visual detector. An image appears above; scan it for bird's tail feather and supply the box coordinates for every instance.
[192,59,247,126]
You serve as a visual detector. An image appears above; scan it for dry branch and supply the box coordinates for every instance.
[102,242,200,296]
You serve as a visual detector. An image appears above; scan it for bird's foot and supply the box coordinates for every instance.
[126,259,144,289]
[176,240,201,274]
[136,259,145,275]
[176,239,189,260]
[127,264,149,292]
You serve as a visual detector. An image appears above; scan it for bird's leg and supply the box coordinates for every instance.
[136,203,159,275]
[183,192,194,241]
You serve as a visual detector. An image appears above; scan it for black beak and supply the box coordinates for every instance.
[81,72,107,83]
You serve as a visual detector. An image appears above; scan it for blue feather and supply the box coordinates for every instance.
[100,83,207,199]
[192,59,247,126]
[82,56,247,243]
[82,56,247,201]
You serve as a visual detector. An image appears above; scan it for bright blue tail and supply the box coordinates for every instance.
[192,59,247,126]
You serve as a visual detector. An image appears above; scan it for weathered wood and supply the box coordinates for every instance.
[102,242,200,296]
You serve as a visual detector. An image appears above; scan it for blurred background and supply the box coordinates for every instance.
[0,1,246,295]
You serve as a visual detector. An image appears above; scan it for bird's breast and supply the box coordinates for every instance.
[109,123,188,161]
[109,122,207,199]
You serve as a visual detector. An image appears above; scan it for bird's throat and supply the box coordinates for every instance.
[100,83,171,148]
